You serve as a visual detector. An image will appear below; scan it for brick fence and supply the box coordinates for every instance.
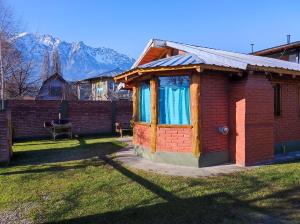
[0,110,12,164]
[6,100,132,139]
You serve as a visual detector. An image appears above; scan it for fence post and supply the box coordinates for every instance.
[59,100,69,119]
[111,101,116,134]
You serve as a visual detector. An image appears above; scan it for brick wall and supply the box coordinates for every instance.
[273,79,300,143]
[68,101,112,135]
[134,123,151,148]
[229,74,274,166]
[0,110,12,164]
[134,124,192,153]
[156,126,192,152]
[201,73,229,153]
[6,100,132,139]
[229,77,247,165]
[244,74,274,165]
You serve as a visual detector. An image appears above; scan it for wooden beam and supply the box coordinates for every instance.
[190,72,201,157]
[114,64,242,83]
[132,84,139,145]
[150,77,158,153]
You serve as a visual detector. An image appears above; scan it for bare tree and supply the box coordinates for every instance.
[5,54,39,98]
[52,47,62,76]
[0,0,40,100]
[40,48,50,81]
[0,0,17,108]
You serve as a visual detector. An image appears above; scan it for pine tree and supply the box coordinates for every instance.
[40,48,50,81]
[52,47,62,76]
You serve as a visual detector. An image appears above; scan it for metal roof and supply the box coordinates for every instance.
[134,39,300,72]
[254,41,300,56]
[83,68,124,81]
[138,53,202,68]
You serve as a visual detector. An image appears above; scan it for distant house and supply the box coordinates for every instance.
[254,41,300,64]
[36,73,77,100]
[77,68,131,101]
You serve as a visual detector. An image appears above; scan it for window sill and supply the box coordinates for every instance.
[134,122,193,128]
[157,124,193,128]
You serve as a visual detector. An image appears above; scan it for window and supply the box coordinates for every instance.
[289,53,298,63]
[158,76,191,125]
[274,83,281,116]
[109,81,115,90]
[50,86,62,97]
[139,81,151,122]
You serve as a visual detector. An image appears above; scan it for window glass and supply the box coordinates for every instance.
[158,76,191,125]
[139,81,151,122]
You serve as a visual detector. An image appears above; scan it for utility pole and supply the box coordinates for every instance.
[0,34,4,110]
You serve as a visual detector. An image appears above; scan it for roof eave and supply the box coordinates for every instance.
[114,64,242,83]
[131,39,167,68]
[254,42,300,56]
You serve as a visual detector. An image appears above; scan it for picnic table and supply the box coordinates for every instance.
[44,119,73,140]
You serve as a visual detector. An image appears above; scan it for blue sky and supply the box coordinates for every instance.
[7,0,300,59]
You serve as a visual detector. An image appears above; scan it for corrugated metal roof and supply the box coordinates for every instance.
[83,68,124,81]
[134,39,300,72]
[139,53,203,68]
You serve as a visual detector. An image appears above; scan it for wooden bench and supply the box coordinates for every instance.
[115,122,132,138]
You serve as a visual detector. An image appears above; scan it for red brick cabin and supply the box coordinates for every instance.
[114,39,300,167]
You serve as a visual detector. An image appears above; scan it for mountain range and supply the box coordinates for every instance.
[15,33,135,81]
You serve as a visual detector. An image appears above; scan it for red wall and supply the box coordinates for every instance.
[201,73,229,153]
[156,126,192,153]
[6,100,132,138]
[134,123,151,148]
[0,110,12,164]
[134,124,192,153]
[273,79,300,143]
[229,74,274,166]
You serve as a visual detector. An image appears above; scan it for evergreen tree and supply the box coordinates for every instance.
[40,48,50,81]
[52,47,62,76]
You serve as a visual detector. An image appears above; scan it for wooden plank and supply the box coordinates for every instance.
[190,72,201,157]
[150,77,158,153]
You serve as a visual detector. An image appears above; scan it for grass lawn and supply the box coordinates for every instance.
[0,137,300,224]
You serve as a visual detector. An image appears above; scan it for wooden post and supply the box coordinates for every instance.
[132,84,139,122]
[150,77,158,153]
[190,72,201,157]
[132,84,139,144]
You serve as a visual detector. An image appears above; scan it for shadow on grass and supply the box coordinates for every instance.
[45,154,299,224]
[9,138,122,166]
[3,138,300,223]
[0,138,123,176]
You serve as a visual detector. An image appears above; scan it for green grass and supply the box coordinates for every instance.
[0,137,300,223]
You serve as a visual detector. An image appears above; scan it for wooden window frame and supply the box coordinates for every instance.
[157,75,191,126]
[273,83,281,117]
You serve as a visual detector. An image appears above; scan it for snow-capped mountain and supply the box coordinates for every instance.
[15,33,135,81]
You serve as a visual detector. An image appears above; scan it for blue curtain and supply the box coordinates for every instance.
[140,82,151,122]
[159,76,191,125]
